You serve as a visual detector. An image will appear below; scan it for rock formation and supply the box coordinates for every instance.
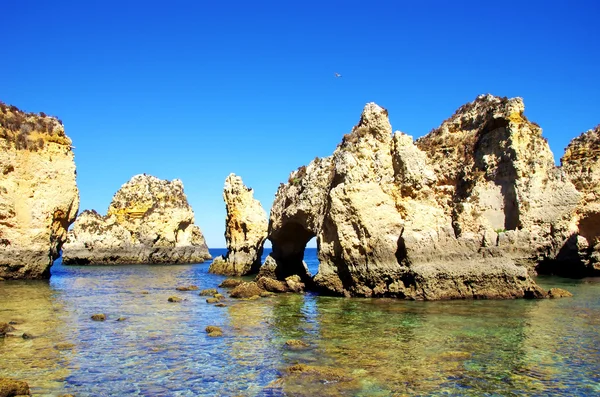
[556,125,600,276]
[0,102,79,279]
[209,173,267,275]
[62,174,210,264]
[264,95,584,299]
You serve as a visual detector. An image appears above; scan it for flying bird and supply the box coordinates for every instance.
[334,72,342,78]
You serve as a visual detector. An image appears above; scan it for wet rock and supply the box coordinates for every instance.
[206,298,219,304]
[0,102,79,280]
[229,282,264,299]
[199,288,218,296]
[62,174,211,265]
[0,377,30,396]
[218,278,244,288]
[257,276,288,293]
[116,317,127,322]
[205,325,223,337]
[208,174,268,276]
[284,339,310,350]
[167,296,182,303]
[0,323,15,337]
[176,285,198,291]
[21,333,34,340]
[285,275,305,293]
[215,303,227,307]
[548,288,573,298]
[90,314,106,321]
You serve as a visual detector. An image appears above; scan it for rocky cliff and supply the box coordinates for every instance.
[265,95,584,299]
[62,174,210,264]
[0,102,79,279]
[209,174,267,275]
[557,125,600,276]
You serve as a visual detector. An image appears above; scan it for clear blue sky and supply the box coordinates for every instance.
[2,1,598,248]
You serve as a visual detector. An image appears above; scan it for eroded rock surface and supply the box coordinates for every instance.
[0,102,79,279]
[265,95,586,299]
[558,125,600,276]
[209,174,267,275]
[62,174,210,264]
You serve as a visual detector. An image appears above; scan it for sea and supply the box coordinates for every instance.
[0,248,599,396]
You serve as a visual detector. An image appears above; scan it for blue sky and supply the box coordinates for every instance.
[2,1,599,248]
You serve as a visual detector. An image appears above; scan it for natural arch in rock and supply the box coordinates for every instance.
[268,221,315,284]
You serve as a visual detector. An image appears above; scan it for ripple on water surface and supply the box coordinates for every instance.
[0,250,599,396]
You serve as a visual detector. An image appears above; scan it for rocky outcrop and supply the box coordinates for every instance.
[0,102,79,279]
[264,95,584,299]
[556,125,600,276]
[209,174,267,275]
[62,174,210,264]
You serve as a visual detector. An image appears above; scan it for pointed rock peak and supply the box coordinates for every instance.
[355,102,392,140]
[224,173,252,194]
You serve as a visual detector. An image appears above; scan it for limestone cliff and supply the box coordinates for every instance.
[265,95,583,299]
[62,174,210,264]
[0,101,79,279]
[558,125,600,276]
[209,173,267,276]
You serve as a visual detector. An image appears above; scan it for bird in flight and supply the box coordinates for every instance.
[334,72,342,78]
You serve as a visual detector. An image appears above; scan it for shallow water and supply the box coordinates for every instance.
[1,248,599,396]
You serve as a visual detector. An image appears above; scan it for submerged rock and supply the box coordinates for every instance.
[264,96,584,299]
[176,285,199,291]
[62,174,211,265]
[0,323,15,337]
[0,377,30,396]
[91,314,106,321]
[209,174,268,276]
[0,101,79,279]
[547,288,573,298]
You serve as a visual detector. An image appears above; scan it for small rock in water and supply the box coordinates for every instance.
[199,288,218,296]
[116,317,127,322]
[0,377,31,396]
[215,303,227,307]
[285,339,310,350]
[21,332,34,340]
[205,325,223,337]
[0,323,15,337]
[91,314,106,321]
[219,279,244,288]
[168,296,182,303]
[213,293,224,300]
[54,342,76,351]
[206,298,219,304]
[176,285,198,291]
[548,288,573,298]
[230,282,263,299]
[140,291,150,295]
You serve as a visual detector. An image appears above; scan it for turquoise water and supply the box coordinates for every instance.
[0,248,599,396]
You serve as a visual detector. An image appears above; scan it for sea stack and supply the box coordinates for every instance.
[62,174,210,265]
[0,102,79,279]
[209,173,267,276]
[557,125,600,276]
[264,95,584,299]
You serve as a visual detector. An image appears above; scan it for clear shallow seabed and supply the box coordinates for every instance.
[0,248,599,396]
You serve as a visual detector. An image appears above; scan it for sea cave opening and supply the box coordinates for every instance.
[269,222,317,285]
